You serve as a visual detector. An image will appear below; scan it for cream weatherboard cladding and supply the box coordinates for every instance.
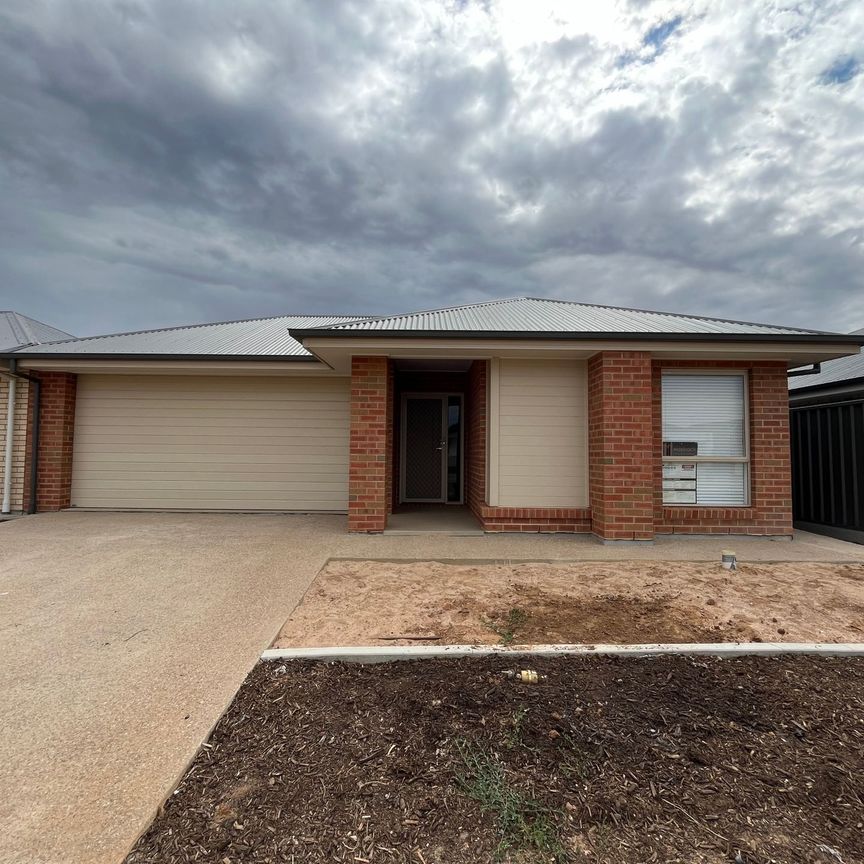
[71,375,350,511]
[0,378,30,511]
[492,358,588,508]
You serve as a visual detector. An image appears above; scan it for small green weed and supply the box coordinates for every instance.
[481,607,529,646]
[454,738,566,862]
[505,706,530,749]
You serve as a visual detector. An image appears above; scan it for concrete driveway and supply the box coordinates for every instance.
[0,512,345,864]
[2,512,863,864]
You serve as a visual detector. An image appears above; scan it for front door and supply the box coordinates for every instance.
[401,395,447,502]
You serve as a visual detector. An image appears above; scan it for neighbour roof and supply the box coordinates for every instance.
[0,311,74,351]
[789,328,864,391]
[10,315,353,359]
[301,297,831,337]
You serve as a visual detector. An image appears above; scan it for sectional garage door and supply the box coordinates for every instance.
[71,374,350,511]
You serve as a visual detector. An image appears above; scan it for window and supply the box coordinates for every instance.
[661,372,749,505]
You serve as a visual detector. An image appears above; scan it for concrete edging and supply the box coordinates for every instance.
[261,643,864,664]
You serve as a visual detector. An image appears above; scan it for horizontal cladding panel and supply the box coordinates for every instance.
[72,374,349,511]
[496,359,588,508]
[75,499,347,511]
[72,453,345,464]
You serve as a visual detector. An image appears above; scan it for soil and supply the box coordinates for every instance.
[274,560,864,647]
[125,656,864,864]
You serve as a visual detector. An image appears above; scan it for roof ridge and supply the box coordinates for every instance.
[523,296,831,335]
[329,297,527,329]
[35,313,359,347]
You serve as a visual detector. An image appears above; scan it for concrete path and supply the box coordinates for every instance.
[1,512,862,864]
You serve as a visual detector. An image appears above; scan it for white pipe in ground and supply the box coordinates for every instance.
[261,642,864,664]
[2,375,15,514]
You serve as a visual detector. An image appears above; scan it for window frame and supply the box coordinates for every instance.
[660,369,751,507]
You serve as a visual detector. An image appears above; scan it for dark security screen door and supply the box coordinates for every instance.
[402,396,446,502]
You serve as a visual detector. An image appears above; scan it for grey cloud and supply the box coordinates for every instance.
[0,0,862,337]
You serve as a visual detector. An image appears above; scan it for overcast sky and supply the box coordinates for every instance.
[1,0,862,337]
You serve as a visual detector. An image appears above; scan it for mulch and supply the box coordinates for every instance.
[125,656,864,864]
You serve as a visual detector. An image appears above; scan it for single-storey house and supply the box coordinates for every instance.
[2,297,862,540]
[789,329,864,544]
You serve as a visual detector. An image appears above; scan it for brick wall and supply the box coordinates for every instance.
[475,504,592,533]
[346,352,793,538]
[588,352,654,540]
[466,360,487,520]
[0,378,29,512]
[348,356,391,532]
[22,372,77,512]
[652,360,793,536]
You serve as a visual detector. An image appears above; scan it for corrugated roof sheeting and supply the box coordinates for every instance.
[13,316,352,356]
[0,312,74,350]
[325,297,825,335]
[789,329,864,390]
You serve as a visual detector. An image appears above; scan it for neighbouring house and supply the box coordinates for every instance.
[0,312,75,515]
[789,329,864,544]
[1,297,861,540]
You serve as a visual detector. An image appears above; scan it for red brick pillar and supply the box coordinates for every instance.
[25,372,77,512]
[466,360,488,521]
[750,363,793,535]
[588,351,654,541]
[348,356,391,532]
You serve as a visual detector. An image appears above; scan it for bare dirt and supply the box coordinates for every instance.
[125,655,864,864]
[274,560,864,647]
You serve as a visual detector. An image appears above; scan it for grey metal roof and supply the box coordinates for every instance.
[789,328,864,391]
[306,297,832,336]
[10,315,353,358]
[0,312,74,351]
[6,298,858,361]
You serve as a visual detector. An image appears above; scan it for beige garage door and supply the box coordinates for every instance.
[71,374,349,511]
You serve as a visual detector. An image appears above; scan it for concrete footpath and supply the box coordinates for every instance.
[1,512,861,864]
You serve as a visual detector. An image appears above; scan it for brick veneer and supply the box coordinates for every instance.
[588,352,655,540]
[22,371,77,512]
[342,353,794,538]
[652,360,793,536]
[465,360,487,520]
[348,356,391,532]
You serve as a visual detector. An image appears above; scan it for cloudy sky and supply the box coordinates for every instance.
[1,0,862,337]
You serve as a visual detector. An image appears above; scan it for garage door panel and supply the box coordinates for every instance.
[72,374,350,511]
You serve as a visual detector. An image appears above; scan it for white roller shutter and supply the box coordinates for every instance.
[71,374,349,511]
[661,373,748,506]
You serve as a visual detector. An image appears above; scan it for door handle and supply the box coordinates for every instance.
[436,440,445,451]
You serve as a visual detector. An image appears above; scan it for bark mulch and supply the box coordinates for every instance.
[125,656,864,864]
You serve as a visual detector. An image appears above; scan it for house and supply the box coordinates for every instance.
[788,329,864,544]
[0,312,75,515]
[1,297,861,540]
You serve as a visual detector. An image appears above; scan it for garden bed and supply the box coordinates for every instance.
[274,560,864,647]
[126,655,864,863]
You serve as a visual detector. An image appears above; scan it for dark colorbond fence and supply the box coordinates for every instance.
[790,399,864,544]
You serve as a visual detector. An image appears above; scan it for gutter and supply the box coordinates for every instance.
[0,360,41,515]
[787,363,822,377]
[0,352,320,362]
[288,327,864,345]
